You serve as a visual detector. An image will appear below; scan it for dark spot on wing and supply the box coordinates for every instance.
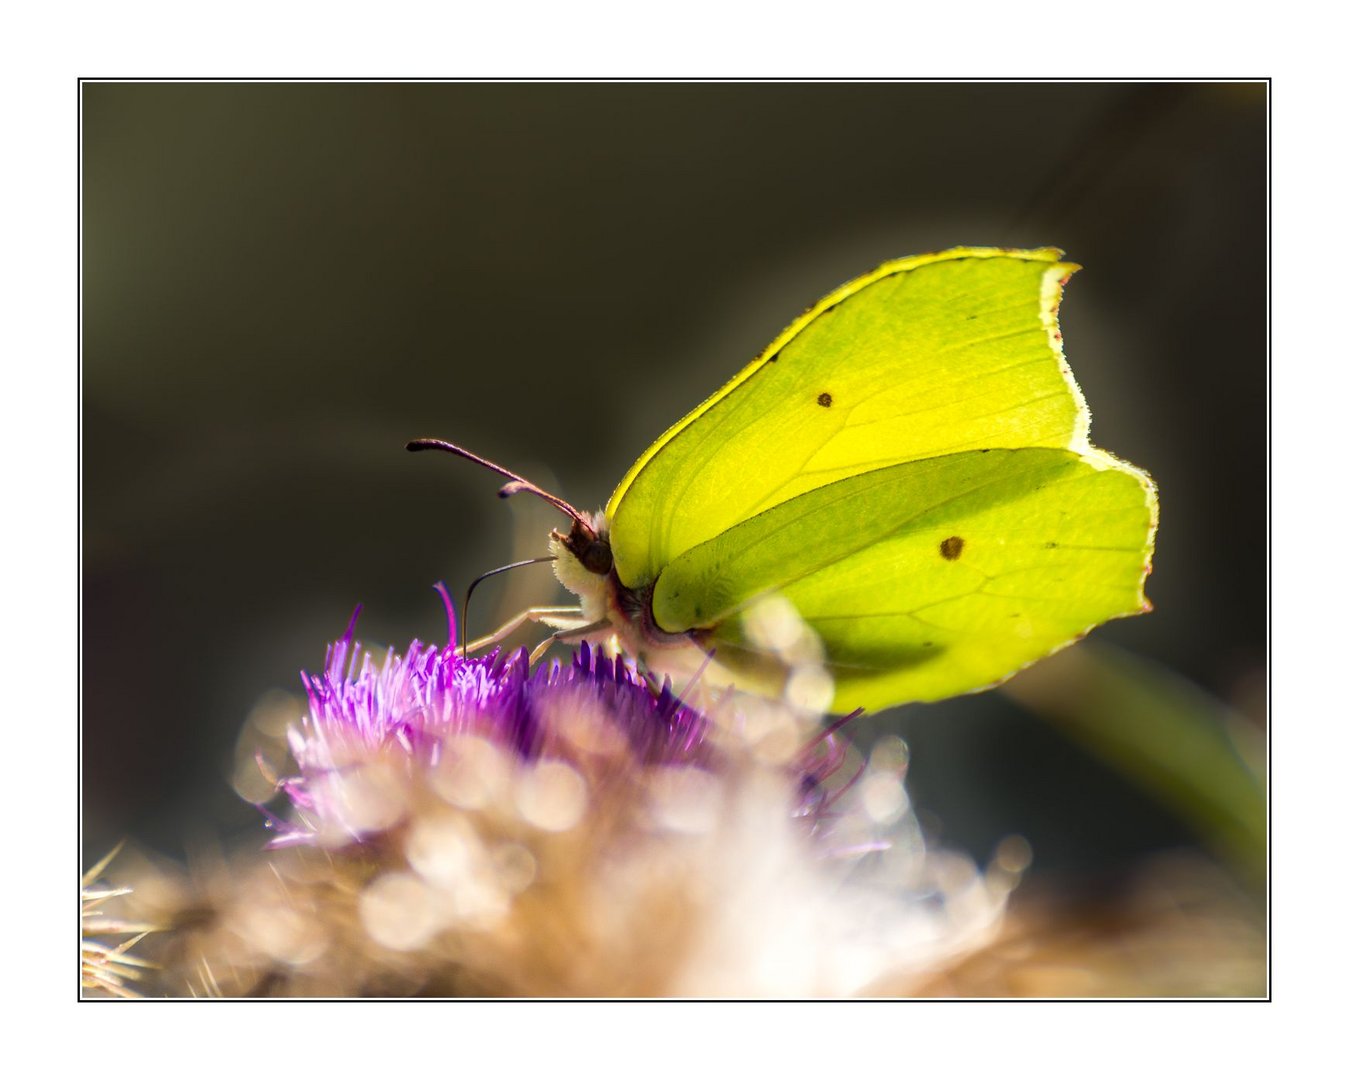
[1044,541,1058,549]
[817,392,832,407]
[940,536,965,561]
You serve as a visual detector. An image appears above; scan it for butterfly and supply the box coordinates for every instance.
[411,247,1157,714]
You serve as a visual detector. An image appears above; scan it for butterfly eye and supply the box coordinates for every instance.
[563,519,613,576]
[580,537,613,576]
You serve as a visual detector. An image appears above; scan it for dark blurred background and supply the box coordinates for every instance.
[82,82,1266,886]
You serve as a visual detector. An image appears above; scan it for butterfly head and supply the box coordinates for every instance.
[549,512,615,623]
[557,515,612,575]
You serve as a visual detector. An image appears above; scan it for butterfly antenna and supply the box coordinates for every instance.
[406,437,588,524]
[461,556,558,659]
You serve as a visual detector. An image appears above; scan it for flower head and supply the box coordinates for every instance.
[166,593,1016,997]
[273,593,758,848]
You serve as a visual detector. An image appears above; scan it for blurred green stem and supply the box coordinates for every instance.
[1003,642,1266,888]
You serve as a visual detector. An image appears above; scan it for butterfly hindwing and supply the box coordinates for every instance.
[650,447,1154,711]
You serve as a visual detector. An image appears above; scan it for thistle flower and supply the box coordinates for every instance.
[161,593,1016,997]
[272,597,725,850]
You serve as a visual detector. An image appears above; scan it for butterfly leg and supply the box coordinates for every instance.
[528,619,614,666]
[465,605,586,654]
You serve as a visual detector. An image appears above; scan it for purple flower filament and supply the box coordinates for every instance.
[274,598,755,845]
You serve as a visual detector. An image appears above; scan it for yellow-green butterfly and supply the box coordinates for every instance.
[411,247,1157,714]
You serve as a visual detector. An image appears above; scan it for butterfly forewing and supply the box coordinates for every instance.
[606,248,1085,589]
